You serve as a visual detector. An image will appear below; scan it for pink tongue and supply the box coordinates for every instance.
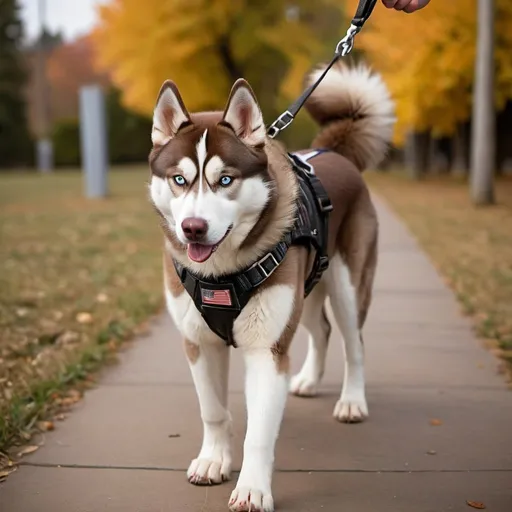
[187,243,215,263]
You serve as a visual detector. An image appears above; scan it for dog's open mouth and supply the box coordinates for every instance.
[187,227,232,263]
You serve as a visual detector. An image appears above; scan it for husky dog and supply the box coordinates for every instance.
[148,61,394,511]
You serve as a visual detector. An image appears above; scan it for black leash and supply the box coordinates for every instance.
[267,0,378,139]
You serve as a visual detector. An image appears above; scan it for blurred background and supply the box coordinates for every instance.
[0,0,511,458]
[3,0,512,172]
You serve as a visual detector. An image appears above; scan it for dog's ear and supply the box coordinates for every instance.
[152,81,191,146]
[222,79,266,147]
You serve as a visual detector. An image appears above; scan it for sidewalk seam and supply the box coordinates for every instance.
[19,462,512,473]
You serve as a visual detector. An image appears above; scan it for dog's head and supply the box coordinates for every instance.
[149,79,284,275]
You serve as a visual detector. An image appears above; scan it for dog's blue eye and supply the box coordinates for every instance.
[220,176,233,187]
[173,175,186,186]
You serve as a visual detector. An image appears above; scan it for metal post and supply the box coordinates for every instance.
[470,0,495,204]
[79,85,108,198]
[36,0,53,173]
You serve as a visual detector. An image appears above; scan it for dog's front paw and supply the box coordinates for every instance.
[228,487,274,512]
[187,456,232,485]
[289,373,319,397]
[333,396,368,423]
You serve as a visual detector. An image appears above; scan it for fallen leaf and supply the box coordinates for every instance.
[466,500,486,509]
[60,397,75,407]
[0,465,17,482]
[37,421,55,432]
[430,419,443,426]
[426,449,437,455]
[76,312,93,324]
[57,330,80,345]
[67,389,82,402]
[17,445,39,457]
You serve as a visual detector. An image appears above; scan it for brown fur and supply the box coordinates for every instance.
[163,247,184,298]
[293,150,379,330]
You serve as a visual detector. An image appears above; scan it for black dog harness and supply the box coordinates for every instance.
[173,150,332,347]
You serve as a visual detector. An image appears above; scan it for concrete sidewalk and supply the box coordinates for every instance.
[2,197,512,512]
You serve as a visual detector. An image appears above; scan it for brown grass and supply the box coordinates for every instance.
[0,167,164,450]
[366,171,512,377]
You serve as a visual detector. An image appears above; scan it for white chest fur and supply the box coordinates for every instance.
[165,288,219,345]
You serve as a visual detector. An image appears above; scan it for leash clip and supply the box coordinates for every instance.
[335,24,361,57]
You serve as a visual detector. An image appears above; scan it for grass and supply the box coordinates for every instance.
[0,167,164,453]
[366,171,512,378]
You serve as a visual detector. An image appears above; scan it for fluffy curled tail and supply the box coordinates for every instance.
[304,61,395,172]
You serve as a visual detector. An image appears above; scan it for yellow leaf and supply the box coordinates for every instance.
[76,312,93,324]
[17,445,39,457]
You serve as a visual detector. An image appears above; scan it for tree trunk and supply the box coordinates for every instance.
[452,123,469,176]
[218,35,243,83]
[429,135,450,174]
[470,0,495,204]
[405,130,430,179]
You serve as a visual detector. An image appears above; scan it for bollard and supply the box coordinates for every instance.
[79,85,108,198]
[36,137,54,173]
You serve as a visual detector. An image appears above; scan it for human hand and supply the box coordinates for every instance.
[382,0,431,13]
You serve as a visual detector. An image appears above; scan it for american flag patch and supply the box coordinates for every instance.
[201,288,232,307]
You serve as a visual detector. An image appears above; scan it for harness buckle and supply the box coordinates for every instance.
[318,196,333,213]
[254,252,279,278]
[267,111,294,139]
[318,255,330,272]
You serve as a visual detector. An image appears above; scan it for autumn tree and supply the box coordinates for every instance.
[347,0,512,171]
[92,0,346,127]
[25,35,110,134]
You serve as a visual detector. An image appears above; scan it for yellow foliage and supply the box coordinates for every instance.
[92,0,345,116]
[346,1,512,146]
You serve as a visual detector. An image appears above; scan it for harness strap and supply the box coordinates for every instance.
[352,0,378,28]
[174,237,292,347]
[288,151,333,296]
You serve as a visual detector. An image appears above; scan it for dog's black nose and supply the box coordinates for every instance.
[182,217,208,241]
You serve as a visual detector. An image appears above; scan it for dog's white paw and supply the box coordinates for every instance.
[187,456,231,486]
[228,487,274,512]
[289,373,319,397]
[188,418,232,485]
[333,397,368,423]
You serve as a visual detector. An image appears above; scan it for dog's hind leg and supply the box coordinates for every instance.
[185,340,233,485]
[289,281,331,397]
[326,253,369,423]
[327,202,378,423]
